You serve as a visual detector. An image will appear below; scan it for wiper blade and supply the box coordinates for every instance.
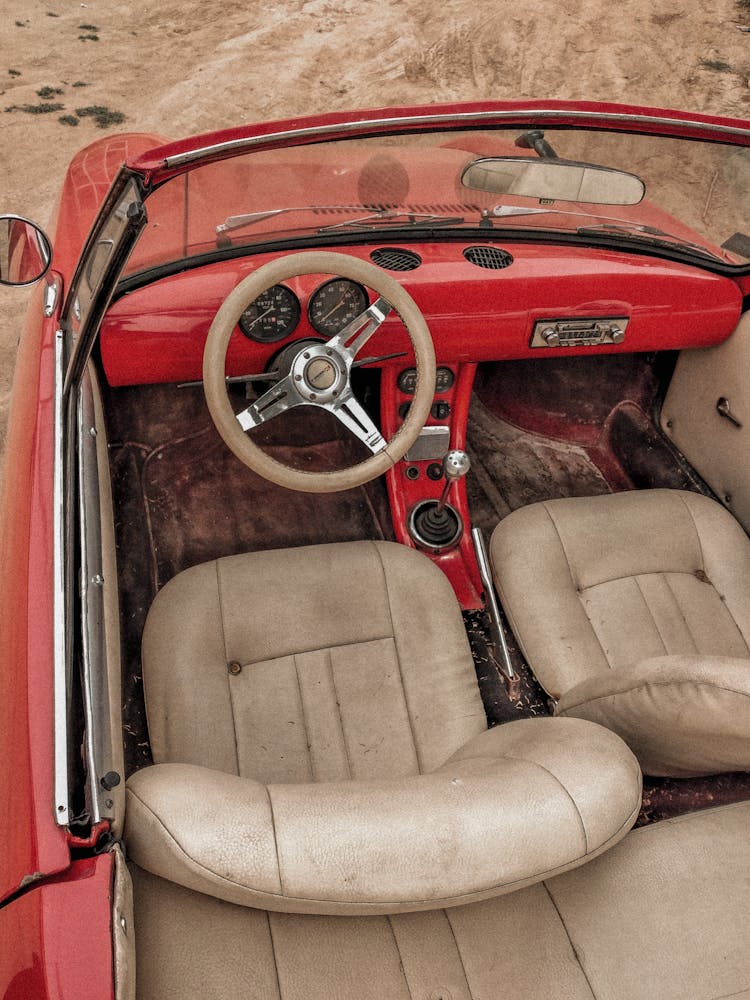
[492,206,665,234]
[216,205,372,237]
[576,223,718,258]
[317,210,464,233]
[490,205,719,259]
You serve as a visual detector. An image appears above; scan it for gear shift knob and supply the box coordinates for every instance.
[443,449,471,482]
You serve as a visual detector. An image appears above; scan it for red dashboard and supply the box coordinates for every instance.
[101,241,741,387]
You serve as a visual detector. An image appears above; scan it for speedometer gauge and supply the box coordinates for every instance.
[239,284,300,342]
[308,278,369,337]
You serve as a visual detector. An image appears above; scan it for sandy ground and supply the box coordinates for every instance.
[1,0,750,457]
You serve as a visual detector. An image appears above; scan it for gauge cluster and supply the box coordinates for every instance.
[239,277,370,344]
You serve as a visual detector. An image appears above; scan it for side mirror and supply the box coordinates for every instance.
[461,157,645,206]
[0,215,52,286]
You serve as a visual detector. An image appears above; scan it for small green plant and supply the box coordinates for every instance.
[8,69,21,77]
[72,81,89,88]
[5,102,65,114]
[78,34,99,41]
[700,58,732,72]
[76,105,125,128]
[59,115,79,126]
[78,23,99,30]
[37,86,64,98]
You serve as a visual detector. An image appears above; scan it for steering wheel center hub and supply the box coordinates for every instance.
[304,356,337,390]
[291,343,347,403]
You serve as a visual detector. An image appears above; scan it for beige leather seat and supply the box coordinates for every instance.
[490,489,750,776]
[132,798,750,1000]
[125,540,641,915]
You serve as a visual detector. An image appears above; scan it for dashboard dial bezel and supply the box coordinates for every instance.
[238,283,301,343]
[307,277,370,337]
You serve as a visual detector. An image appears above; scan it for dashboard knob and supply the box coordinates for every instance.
[610,325,625,344]
[542,326,560,347]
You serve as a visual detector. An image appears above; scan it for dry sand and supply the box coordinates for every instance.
[2,0,750,456]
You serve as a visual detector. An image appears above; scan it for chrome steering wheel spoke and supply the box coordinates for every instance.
[325,297,392,364]
[236,374,303,430]
[330,389,387,454]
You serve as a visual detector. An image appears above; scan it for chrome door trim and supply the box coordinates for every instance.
[53,328,69,826]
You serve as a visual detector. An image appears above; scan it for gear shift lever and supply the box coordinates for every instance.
[408,449,470,551]
[435,450,471,513]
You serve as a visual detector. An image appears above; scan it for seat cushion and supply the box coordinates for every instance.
[555,654,750,776]
[125,717,641,914]
[142,540,488,781]
[130,799,750,999]
[490,489,750,775]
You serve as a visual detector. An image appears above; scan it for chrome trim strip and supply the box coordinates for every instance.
[53,328,69,826]
[163,110,750,168]
[76,371,119,826]
[77,384,101,825]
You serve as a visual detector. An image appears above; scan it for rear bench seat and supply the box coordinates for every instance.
[131,799,750,999]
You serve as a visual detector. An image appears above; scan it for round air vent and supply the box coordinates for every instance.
[463,246,514,270]
[370,247,422,272]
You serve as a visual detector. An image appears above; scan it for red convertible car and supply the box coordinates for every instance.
[1,101,749,999]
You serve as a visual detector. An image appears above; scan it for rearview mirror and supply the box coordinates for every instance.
[0,215,52,286]
[461,157,645,206]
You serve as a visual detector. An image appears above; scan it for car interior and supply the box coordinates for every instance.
[67,122,750,999]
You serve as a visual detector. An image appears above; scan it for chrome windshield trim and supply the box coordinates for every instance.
[77,383,100,825]
[53,328,69,827]
[76,371,118,827]
[163,109,750,169]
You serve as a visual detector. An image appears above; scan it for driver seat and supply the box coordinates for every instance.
[124,540,642,915]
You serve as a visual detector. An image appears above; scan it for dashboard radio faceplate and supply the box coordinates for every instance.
[531,317,629,349]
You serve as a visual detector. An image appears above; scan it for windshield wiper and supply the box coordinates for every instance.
[576,222,718,258]
[490,206,719,259]
[317,210,464,233]
[216,205,373,240]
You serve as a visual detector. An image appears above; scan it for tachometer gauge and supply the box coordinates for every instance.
[239,284,300,342]
[308,278,369,337]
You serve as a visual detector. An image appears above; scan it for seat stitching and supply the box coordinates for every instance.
[292,653,315,783]
[443,908,476,997]
[502,753,589,855]
[542,882,599,999]
[541,503,613,671]
[674,491,706,574]
[265,785,285,896]
[371,542,423,774]
[540,502,580,590]
[668,496,750,655]
[582,568,710,591]
[327,648,353,781]
[264,912,284,1000]
[385,915,416,1000]
[239,633,396,669]
[661,574,699,655]
[632,575,669,657]
[215,561,241,776]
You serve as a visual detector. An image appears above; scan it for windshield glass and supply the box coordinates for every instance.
[125,126,750,275]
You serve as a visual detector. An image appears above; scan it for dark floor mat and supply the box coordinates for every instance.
[466,394,611,533]
[473,353,666,446]
[108,383,394,775]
